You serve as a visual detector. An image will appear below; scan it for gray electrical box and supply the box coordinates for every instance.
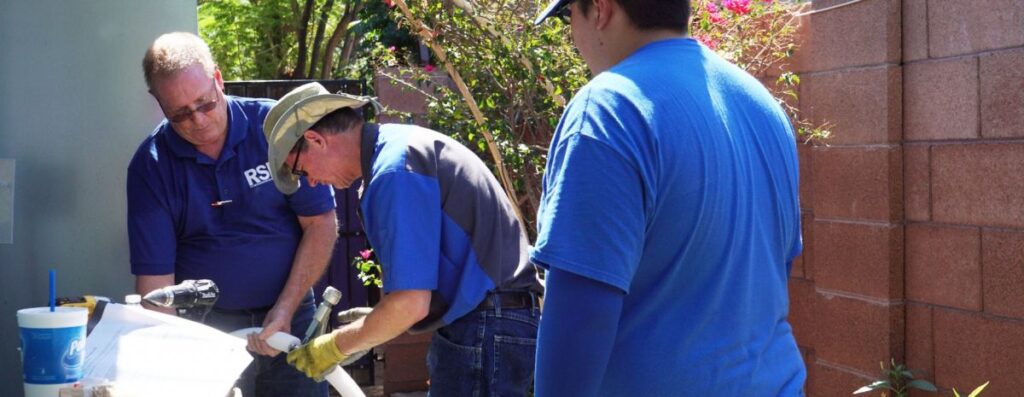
[0,159,12,244]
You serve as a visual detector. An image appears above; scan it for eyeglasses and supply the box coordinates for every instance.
[290,138,308,177]
[166,80,220,123]
[554,0,574,23]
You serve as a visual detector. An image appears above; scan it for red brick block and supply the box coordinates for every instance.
[798,144,814,212]
[980,48,1024,139]
[904,144,931,222]
[809,359,875,397]
[904,57,979,141]
[813,220,903,299]
[928,0,1024,58]
[811,146,902,222]
[801,66,902,145]
[932,143,1024,228]
[905,303,935,381]
[906,224,982,310]
[814,292,904,374]
[903,0,929,61]
[792,0,901,73]
[801,348,815,396]
[982,230,1024,319]
[373,68,450,114]
[789,278,816,349]
[934,309,1024,396]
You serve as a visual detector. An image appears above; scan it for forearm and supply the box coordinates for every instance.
[275,210,338,314]
[535,268,624,397]
[333,289,430,355]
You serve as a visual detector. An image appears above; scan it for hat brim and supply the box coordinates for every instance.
[266,94,371,195]
[534,0,572,25]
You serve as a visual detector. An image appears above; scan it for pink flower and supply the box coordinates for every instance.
[695,34,719,50]
[705,2,725,24]
[424,64,436,73]
[360,249,372,260]
[383,0,394,8]
[388,46,396,52]
[763,0,774,3]
[723,0,751,15]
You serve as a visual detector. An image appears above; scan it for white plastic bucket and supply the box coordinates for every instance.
[17,307,87,397]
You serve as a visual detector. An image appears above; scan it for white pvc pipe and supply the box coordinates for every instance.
[230,327,366,397]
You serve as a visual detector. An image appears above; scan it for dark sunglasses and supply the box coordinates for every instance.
[166,81,220,123]
[291,138,308,177]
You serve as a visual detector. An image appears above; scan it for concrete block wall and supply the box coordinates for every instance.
[791,0,1024,395]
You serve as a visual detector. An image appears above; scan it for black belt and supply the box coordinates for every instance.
[476,291,539,310]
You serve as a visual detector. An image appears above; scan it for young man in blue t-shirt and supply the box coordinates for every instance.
[532,0,806,395]
[128,32,337,396]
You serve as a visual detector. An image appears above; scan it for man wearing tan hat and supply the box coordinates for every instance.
[127,32,336,396]
[265,82,544,396]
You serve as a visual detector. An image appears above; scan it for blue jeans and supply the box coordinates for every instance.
[427,297,540,397]
[204,292,328,397]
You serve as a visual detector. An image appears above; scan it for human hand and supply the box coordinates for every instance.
[286,331,347,380]
[336,307,372,324]
[248,306,293,357]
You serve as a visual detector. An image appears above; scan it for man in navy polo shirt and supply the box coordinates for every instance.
[127,32,337,396]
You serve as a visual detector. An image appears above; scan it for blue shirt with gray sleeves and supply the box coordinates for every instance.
[358,123,542,332]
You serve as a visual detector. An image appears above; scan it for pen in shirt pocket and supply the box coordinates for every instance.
[211,200,233,207]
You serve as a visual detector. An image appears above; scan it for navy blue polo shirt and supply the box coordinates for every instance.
[127,96,336,310]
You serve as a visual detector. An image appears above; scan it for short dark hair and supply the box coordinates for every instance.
[579,0,690,32]
[311,107,363,136]
[292,107,363,153]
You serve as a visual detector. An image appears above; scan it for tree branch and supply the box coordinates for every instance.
[392,0,525,227]
[308,0,336,78]
[321,0,364,79]
[295,0,315,78]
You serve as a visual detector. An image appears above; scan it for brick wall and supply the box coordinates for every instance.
[791,0,1024,395]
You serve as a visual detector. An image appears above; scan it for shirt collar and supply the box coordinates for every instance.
[359,122,380,188]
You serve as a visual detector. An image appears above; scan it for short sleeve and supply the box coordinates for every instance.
[362,171,442,293]
[530,133,646,294]
[126,165,176,275]
[286,177,336,216]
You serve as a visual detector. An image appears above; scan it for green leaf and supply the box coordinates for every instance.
[906,379,938,392]
[968,381,990,397]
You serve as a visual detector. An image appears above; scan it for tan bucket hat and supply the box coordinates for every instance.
[263,82,377,194]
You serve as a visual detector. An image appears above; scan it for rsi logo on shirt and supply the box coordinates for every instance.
[244,162,273,188]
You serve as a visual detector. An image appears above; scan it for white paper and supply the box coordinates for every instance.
[82,304,253,397]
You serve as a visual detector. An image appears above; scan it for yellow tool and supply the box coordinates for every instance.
[56,295,109,318]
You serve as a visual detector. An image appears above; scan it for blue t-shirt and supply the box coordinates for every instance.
[531,38,805,395]
[358,124,541,333]
[127,96,336,310]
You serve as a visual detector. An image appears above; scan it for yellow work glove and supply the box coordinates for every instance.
[286,332,347,380]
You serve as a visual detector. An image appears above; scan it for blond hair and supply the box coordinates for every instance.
[142,32,216,92]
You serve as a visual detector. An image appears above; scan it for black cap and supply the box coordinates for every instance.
[534,0,573,25]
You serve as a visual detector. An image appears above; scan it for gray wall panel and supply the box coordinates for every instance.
[0,2,197,394]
